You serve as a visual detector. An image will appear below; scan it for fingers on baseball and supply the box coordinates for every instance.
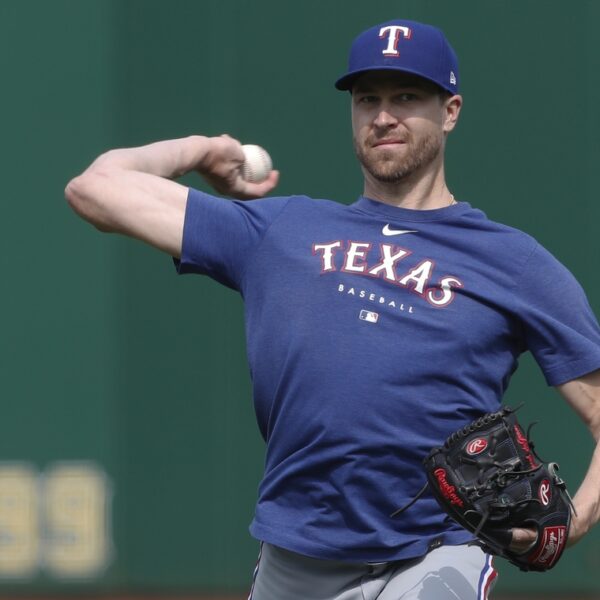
[238,169,280,199]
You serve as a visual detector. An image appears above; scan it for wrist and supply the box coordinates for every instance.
[178,135,210,175]
[192,134,244,177]
[567,502,595,546]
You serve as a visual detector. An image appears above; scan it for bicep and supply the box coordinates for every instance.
[556,369,600,441]
[65,167,188,258]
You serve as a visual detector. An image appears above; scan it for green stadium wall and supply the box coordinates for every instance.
[1,0,599,595]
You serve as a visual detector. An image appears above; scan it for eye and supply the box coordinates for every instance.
[355,95,379,105]
[396,92,418,102]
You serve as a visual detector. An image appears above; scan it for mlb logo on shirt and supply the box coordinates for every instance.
[359,310,379,323]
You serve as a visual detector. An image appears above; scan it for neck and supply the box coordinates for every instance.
[362,162,454,210]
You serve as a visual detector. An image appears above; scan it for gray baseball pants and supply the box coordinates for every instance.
[249,542,497,600]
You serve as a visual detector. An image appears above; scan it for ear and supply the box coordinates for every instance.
[443,94,463,133]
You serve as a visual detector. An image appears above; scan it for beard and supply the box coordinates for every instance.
[354,129,443,183]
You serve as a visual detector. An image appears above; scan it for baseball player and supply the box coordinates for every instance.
[66,19,600,600]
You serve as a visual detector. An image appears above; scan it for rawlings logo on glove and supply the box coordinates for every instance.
[433,468,464,507]
[392,406,575,572]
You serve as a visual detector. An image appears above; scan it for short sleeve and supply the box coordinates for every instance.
[174,188,290,290]
[515,243,600,385]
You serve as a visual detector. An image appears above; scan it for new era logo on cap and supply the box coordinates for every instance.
[335,19,459,95]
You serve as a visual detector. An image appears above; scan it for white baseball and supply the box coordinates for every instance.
[241,144,272,183]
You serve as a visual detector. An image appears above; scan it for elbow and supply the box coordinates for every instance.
[65,174,85,214]
[64,171,113,232]
[590,415,600,443]
[581,405,600,443]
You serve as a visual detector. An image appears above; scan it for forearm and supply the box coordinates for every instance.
[66,133,278,251]
[569,437,600,544]
[556,371,600,545]
[65,135,210,243]
[89,135,212,179]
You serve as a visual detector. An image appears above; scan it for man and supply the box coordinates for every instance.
[66,19,600,600]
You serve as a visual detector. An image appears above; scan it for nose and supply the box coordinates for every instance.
[373,108,398,129]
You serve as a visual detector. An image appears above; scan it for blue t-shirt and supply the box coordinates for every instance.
[176,190,600,562]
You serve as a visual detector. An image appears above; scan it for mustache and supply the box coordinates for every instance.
[354,132,412,148]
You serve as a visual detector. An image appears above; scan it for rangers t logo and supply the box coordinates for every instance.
[379,25,412,56]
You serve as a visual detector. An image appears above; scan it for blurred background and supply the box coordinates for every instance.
[1,0,599,598]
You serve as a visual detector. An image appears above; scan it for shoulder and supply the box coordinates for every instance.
[467,208,585,293]
[204,192,346,212]
[283,195,350,211]
[464,207,573,261]
[459,205,537,248]
[451,205,580,293]
[457,204,542,268]
[237,194,351,220]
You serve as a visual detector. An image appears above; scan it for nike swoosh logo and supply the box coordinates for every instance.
[382,224,418,236]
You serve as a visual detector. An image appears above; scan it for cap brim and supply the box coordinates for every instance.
[334,66,452,94]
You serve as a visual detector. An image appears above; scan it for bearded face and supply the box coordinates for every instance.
[353,126,444,183]
[351,72,449,184]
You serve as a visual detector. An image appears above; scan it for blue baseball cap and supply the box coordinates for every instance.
[335,19,459,94]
